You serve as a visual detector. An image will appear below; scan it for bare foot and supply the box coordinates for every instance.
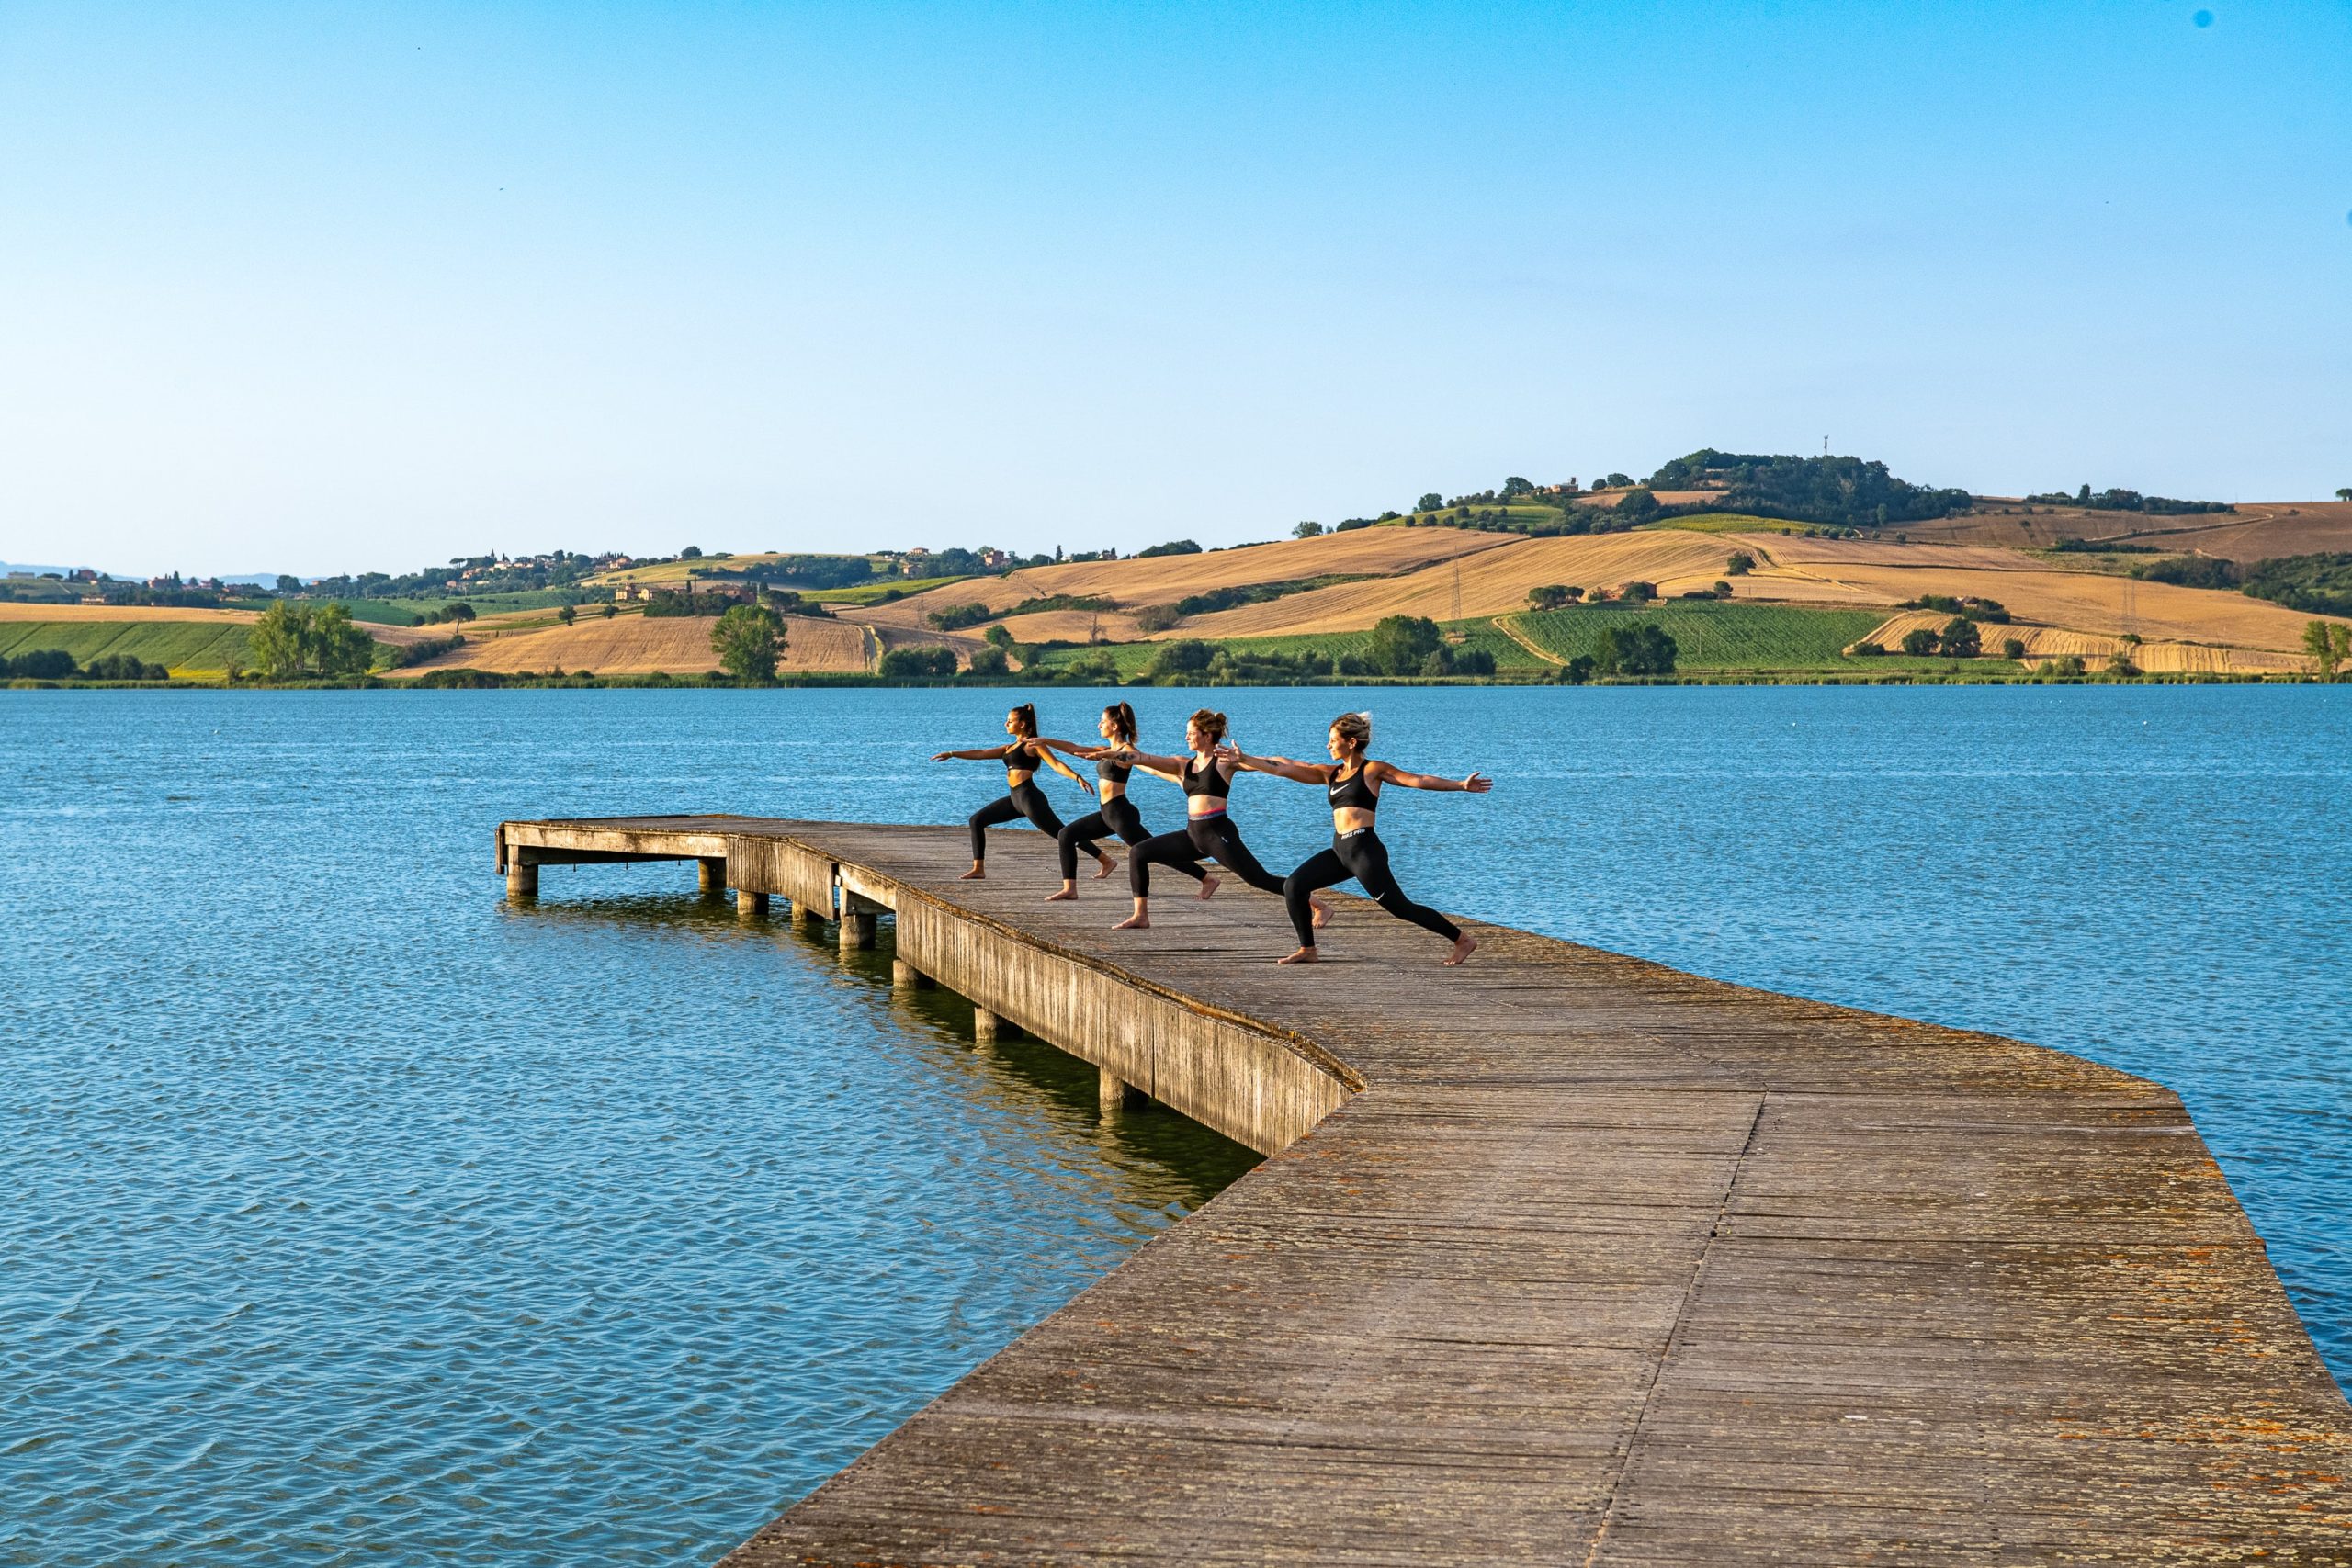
[1044,886,1077,902]
[1444,932,1478,966]
[959,865,986,881]
[1114,911,1150,931]
[1311,897,1331,929]
[1193,874,1221,901]
[1092,853,1117,880]
[1277,946,1319,964]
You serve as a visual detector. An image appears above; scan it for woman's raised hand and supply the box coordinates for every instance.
[931,750,956,762]
[1464,772,1493,793]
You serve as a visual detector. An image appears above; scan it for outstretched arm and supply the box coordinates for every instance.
[1091,745,1191,781]
[931,741,1015,762]
[1367,760,1493,794]
[1030,742,1091,787]
[1215,744,1330,785]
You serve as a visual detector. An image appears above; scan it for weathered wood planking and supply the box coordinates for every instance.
[496,816,2352,1564]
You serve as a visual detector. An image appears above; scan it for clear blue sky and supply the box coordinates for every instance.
[3,2,2346,577]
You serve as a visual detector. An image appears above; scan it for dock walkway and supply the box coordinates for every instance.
[496,815,2352,1565]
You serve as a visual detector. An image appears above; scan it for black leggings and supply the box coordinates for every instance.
[1284,829,1460,949]
[1130,812,1284,898]
[970,781,1096,863]
[1058,795,1205,883]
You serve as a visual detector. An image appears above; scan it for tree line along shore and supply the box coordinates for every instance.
[9,450,2352,687]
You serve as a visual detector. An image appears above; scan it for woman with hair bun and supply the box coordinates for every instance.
[1036,701,1216,903]
[1102,708,1323,932]
[932,703,1112,881]
[1223,711,1489,965]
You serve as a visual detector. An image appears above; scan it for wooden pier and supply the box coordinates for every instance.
[498,815,2352,1565]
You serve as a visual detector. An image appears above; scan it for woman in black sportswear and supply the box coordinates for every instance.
[1037,702,1216,903]
[933,704,1112,881]
[1223,711,1489,965]
[1102,708,1324,932]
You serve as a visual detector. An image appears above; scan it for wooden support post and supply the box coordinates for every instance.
[737,889,769,921]
[973,1006,1006,1043]
[892,958,930,989]
[788,899,815,931]
[505,852,539,898]
[839,911,877,951]
[698,857,727,896]
[1100,1066,1144,1121]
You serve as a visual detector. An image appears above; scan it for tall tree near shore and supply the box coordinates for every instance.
[711,604,786,681]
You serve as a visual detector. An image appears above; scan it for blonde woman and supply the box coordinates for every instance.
[1222,712,1488,964]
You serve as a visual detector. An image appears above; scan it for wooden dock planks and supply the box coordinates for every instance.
[496,816,2352,1564]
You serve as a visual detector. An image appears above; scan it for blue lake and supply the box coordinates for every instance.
[5,684,2346,1564]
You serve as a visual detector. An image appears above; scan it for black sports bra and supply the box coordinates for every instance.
[1005,740,1038,780]
[1328,765,1378,812]
[1096,753,1132,784]
[1182,756,1231,800]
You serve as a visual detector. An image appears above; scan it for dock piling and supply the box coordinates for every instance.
[697,857,726,896]
[891,958,929,989]
[504,852,538,898]
[1098,1066,1143,1121]
[735,889,768,920]
[972,1005,1006,1043]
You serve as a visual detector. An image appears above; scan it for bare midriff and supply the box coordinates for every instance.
[1332,807,1375,833]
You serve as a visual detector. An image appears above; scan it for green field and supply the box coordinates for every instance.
[1639,513,1815,536]
[0,619,256,672]
[810,575,970,604]
[1509,602,1892,669]
[334,590,588,626]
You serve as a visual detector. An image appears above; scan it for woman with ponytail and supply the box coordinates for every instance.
[1037,701,1216,903]
[1100,708,1324,932]
[1222,711,1489,965]
[932,704,1113,881]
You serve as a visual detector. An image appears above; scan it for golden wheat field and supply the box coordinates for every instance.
[387,612,878,676]
[1172,531,1761,637]
[847,526,1513,632]
[0,603,259,625]
[1748,547,2337,652]
[1852,611,2309,674]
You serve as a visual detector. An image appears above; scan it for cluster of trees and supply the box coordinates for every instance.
[1549,625,1680,680]
[2024,485,2233,516]
[248,601,378,679]
[413,602,478,626]
[2304,621,2352,677]
[1900,593,2010,624]
[2131,554,2238,589]
[0,649,169,681]
[1135,540,1203,558]
[925,601,993,631]
[2241,553,2352,617]
[1594,624,1678,676]
[1644,450,1973,527]
[1894,617,1984,658]
[877,645,960,677]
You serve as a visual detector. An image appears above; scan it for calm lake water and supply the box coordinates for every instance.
[5,684,2346,1565]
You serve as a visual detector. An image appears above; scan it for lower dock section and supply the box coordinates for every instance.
[496,815,2352,1565]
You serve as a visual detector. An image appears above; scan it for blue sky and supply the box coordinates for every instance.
[3,2,2346,576]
